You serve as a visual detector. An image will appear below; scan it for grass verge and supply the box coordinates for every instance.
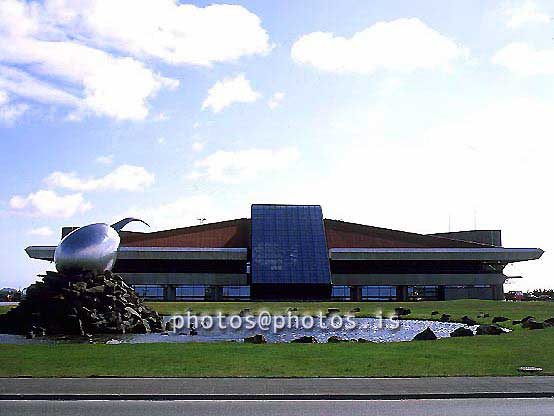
[1,329,553,377]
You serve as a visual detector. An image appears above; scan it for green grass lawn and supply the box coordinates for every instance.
[0,305,14,315]
[2,299,554,377]
[1,329,554,377]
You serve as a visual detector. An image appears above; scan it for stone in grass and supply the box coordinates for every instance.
[327,335,347,343]
[431,311,439,316]
[439,314,451,322]
[394,307,411,316]
[518,366,543,373]
[291,335,317,343]
[450,327,474,337]
[543,318,554,328]
[492,316,509,323]
[461,316,477,326]
[412,327,437,341]
[350,307,361,313]
[523,320,545,330]
[476,324,504,335]
[244,334,267,344]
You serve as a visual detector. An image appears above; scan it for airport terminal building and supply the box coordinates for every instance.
[26,204,544,302]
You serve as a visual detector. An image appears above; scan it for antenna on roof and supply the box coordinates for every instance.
[197,218,206,225]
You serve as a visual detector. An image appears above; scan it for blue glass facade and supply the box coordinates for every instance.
[251,204,331,285]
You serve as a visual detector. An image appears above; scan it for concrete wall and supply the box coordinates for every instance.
[444,286,500,300]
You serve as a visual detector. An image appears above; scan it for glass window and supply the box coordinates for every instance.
[331,285,351,300]
[176,285,207,300]
[361,286,397,300]
[251,205,331,284]
[222,286,250,300]
[408,286,440,301]
[133,285,163,300]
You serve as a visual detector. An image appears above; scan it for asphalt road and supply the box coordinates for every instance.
[2,376,554,398]
[2,398,554,416]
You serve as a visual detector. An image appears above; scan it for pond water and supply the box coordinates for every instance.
[0,317,475,344]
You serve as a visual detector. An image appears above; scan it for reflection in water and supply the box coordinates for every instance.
[0,317,477,344]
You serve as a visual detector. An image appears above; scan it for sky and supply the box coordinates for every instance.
[0,0,553,290]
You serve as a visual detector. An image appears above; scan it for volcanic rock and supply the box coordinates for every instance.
[413,327,437,341]
[476,324,504,335]
[439,314,451,322]
[327,335,347,343]
[0,270,162,335]
[461,316,477,326]
[394,307,411,316]
[450,327,474,337]
[291,335,317,343]
[522,319,544,330]
[244,334,267,344]
[543,318,554,328]
[492,316,509,323]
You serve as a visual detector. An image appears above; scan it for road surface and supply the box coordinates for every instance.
[2,398,554,416]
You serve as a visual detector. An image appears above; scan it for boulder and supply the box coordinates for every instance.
[543,318,554,328]
[394,307,411,316]
[522,319,544,330]
[327,335,347,343]
[413,327,437,341]
[439,314,451,322]
[244,334,267,344]
[476,324,504,335]
[450,327,474,337]
[492,316,509,323]
[291,335,317,343]
[350,307,361,313]
[461,316,477,326]
[431,311,439,316]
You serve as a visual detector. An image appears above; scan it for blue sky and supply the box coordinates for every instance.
[1,0,553,290]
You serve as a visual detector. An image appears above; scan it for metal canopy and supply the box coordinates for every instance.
[329,247,544,263]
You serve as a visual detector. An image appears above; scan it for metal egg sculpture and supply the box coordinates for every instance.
[54,218,149,275]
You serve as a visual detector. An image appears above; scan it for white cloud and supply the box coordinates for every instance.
[45,164,155,192]
[0,89,28,123]
[193,122,200,129]
[192,141,205,152]
[0,1,270,121]
[0,65,80,106]
[492,42,554,76]
[157,137,166,145]
[502,1,550,28]
[188,147,300,184]
[267,91,285,109]
[291,18,468,75]
[9,190,92,218]
[119,194,221,231]
[202,74,261,113]
[95,155,113,165]
[28,226,53,237]
[39,1,271,66]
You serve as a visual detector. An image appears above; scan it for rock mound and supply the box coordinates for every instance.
[0,271,162,336]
